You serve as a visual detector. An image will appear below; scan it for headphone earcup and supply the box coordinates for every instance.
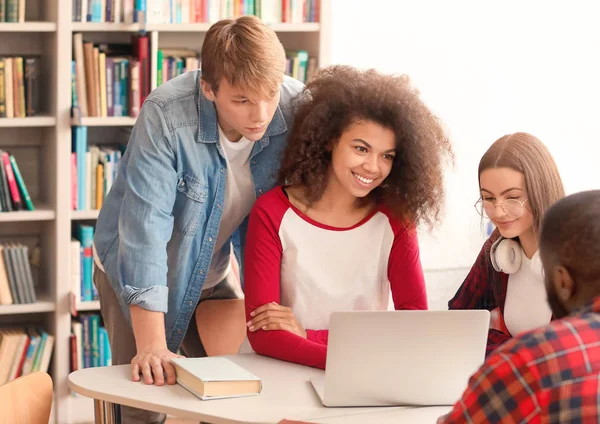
[490,238,522,274]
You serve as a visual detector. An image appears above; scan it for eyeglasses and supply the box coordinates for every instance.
[474,198,529,219]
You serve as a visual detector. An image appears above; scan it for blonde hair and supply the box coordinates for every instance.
[479,132,565,235]
[201,16,286,100]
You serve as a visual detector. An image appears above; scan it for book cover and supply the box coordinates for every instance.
[171,357,262,400]
[9,155,34,211]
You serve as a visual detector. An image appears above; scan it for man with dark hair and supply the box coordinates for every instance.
[439,189,600,423]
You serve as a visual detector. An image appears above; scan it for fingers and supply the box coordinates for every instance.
[248,312,294,331]
[249,316,294,332]
[261,322,293,332]
[131,362,140,382]
[141,362,154,385]
[248,310,291,329]
[163,360,178,385]
[250,302,288,317]
[151,359,165,386]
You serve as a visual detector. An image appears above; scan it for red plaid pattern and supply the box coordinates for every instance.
[439,296,600,424]
[448,230,512,354]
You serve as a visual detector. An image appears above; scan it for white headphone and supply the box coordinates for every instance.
[490,237,522,274]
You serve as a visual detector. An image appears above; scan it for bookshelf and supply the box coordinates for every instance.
[1,0,331,423]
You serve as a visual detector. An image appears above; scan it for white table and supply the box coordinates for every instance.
[68,353,451,423]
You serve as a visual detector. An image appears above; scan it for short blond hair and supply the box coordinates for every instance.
[201,16,286,100]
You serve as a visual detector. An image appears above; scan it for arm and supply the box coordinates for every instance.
[244,197,328,369]
[448,236,498,311]
[116,101,182,383]
[388,226,428,310]
[118,100,176,313]
[437,348,538,424]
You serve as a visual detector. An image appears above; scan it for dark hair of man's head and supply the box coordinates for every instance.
[540,189,600,285]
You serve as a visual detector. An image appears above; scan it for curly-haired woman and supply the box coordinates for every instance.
[243,65,453,369]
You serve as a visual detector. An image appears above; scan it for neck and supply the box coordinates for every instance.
[518,226,538,259]
[215,110,242,142]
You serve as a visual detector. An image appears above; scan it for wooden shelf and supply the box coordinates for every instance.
[71,210,100,220]
[0,300,55,315]
[0,206,55,222]
[71,22,142,32]
[71,116,137,126]
[76,301,100,312]
[0,116,57,127]
[0,22,57,32]
[71,22,320,33]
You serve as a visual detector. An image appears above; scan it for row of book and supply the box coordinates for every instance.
[71,225,97,302]
[0,244,36,305]
[0,57,40,118]
[0,0,25,23]
[72,127,124,211]
[0,327,54,386]
[0,150,34,212]
[72,33,151,118]
[70,314,112,371]
[72,0,320,24]
[286,50,315,84]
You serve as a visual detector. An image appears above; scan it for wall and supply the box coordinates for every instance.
[330,0,600,308]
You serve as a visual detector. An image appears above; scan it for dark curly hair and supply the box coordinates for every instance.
[278,65,454,228]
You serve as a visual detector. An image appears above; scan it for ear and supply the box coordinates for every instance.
[200,79,217,102]
[553,265,575,302]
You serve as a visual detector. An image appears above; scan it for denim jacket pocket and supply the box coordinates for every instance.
[173,173,208,236]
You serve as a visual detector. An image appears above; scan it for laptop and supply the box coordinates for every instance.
[311,310,490,407]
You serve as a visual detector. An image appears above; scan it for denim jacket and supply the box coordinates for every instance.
[94,70,304,352]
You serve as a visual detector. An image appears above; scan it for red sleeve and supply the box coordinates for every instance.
[244,188,328,369]
[386,215,428,310]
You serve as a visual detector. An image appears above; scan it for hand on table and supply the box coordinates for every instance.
[131,344,184,386]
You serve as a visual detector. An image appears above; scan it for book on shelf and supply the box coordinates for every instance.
[71,225,98,303]
[72,127,124,211]
[71,0,320,24]
[0,149,35,212]
[0,56,40,118]
[0,0,26,23]
[71,313,112,372]
[72,33,150,119]
[285,49,316,84]
[0,327,54,386]
[0,243,37,305]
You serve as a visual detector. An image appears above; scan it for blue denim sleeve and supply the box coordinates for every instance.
[117,100,176,313]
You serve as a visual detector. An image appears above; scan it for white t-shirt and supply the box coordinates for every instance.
[203,126,256,290]
[504,248,552,336]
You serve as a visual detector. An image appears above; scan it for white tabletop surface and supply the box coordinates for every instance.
[68,353,451,423]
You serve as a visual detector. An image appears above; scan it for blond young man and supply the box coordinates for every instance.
[92,16,304,423]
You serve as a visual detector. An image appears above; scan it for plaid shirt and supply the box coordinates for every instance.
[448,230,513,355]
[439,295,600,424]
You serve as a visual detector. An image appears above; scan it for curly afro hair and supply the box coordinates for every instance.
[278,65,454,229]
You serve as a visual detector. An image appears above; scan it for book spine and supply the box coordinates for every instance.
[9,155,34,211]
[0,58,5,118]
[2,152,21,210]
[16,57,25,118]
[6,0,17,22]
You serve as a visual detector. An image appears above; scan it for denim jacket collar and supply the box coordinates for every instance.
[197,74,288,145]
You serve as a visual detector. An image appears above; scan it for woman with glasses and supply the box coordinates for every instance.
[449,132,565,355]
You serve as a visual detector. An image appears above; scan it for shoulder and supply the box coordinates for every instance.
[377,206,418,242]
[250,187,292,226]
[279,75,305,108]
[145,71,199,111]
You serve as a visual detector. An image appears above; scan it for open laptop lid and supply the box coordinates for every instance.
[320,310,490,407]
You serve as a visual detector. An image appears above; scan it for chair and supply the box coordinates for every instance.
[0,372,53,424]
